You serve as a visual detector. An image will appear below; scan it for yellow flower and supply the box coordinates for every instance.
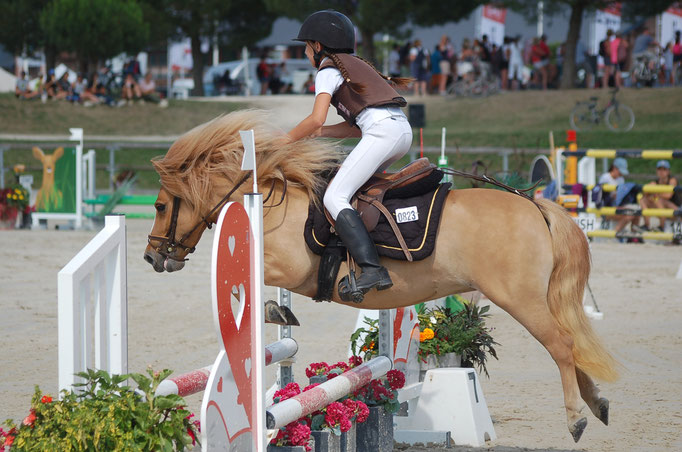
[19,195,24,200]
[11,194,17,200]
[423,328,435,340]
[15,188,20,193]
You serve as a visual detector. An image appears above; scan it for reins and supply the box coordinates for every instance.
[148,168,288,262]
[440,168,542,200]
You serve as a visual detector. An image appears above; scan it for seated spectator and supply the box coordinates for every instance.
[43,70,58,99]
[138,72,164,105]
[597,158,637,236]
[87,72,113,106]
[72,73,100,105]
[637,160,680,232]
[54,72,72,101]
[15,71,40,99]
[121,73,142,104]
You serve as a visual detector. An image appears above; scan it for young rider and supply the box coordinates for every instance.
[285,10,413,302]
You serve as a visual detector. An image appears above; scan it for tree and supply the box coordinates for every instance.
[504,0,677,89]
[40,0,149,73]
[0,0,50,66]
[152,0,275,95]
[266,0,482,63]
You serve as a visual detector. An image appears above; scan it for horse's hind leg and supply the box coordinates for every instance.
[577,369,609,425]
[486,289,588,442]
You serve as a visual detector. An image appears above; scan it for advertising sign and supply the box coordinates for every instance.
[477,5,507,46]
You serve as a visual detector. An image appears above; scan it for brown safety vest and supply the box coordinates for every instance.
[318,54,407,126]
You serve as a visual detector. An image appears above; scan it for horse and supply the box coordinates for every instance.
[144,110,619,442]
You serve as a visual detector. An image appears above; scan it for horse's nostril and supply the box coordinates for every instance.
[144,253,154,265]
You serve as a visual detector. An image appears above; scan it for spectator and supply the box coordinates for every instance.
[121,73,142,104]
[269,62,283,94]
[673,31,681,84]
[662,42,674,86]
[632,27,659,71]
[72,73,99,105]
[302,73,315,94]
[507,36,523,90]
[388,44,401,78]
[439,35,454,88]
[256,55,270,95]
[608,30,623,88]
[575,40,594,88]
[637,160,680,232]
[531,35,550,90]
[617,32,629,82]
[458,38,475,83]
[499,37,510,90]
[139,72,166,106]
[409,39,430,96]
[43,70,58,99]
[15,71,39,99]
[479,35,492,62]
[429,43,444,94]
[55,72,72,101]
[87,72,113,106]
[598,158,637,236]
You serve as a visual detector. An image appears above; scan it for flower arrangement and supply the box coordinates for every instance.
[418,301,499,377]
[352,368,406,414]
[1,368,200,452]
[349,316,379,361]
[1,165,33,224]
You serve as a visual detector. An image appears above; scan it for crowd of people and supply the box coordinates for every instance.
[14,60,168,107]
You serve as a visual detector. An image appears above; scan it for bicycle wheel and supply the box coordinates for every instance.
[605,104,635,132]
[569,103,595,131]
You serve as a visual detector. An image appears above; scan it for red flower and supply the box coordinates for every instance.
[187,427,196,445]
[41,395,52,404]
[22,409,36,427]
[302,383,319,392]
[274,382,301,403]
[305,362,330,378]
[386,369,406,390]
[348,355,363,367]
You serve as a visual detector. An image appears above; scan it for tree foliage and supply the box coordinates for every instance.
[0,0,50,56]
[40,0,149,72]
[265,0,483,62]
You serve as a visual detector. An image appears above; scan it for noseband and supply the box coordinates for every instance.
[148,172,251,262]
[148,169,287,262]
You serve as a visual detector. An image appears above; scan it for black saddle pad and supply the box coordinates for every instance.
[304,183,452,261]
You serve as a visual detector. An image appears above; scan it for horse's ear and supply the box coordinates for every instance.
[32,147,45,161]
[53,147,64,160]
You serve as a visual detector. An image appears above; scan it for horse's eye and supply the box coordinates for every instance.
[155,204,166,213]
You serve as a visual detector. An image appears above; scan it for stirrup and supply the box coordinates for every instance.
[338,266,393,303]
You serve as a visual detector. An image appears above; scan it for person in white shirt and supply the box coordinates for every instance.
[598,158,636,236]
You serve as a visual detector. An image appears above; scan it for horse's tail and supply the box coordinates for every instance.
[536,199,620,382]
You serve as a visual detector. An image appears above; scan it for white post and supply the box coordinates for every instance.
[242,46,250,96]
[537,1,544,37]
[70,128,84,229]
[58,215,127,394]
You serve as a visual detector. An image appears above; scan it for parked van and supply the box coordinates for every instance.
[203,58,315,96]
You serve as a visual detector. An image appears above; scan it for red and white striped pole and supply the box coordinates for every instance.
[156,337,298,397]
[266,355,392,430]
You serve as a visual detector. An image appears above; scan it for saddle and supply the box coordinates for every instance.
[326,158,443,262]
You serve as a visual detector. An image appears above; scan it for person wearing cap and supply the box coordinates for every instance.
[598,157,637,236]
[285,10,414,303]
[637,160,679,232]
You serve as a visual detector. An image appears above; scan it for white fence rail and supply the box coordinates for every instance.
[58,215,128,393]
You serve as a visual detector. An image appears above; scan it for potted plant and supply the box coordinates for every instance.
[0,186,29,229]
[418,299,499,377]
[1,368,200,451]
[352,367,405,452]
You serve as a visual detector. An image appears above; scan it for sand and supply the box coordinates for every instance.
[2,218,681,451]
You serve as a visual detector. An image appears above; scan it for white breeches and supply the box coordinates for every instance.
[324,115,413,220]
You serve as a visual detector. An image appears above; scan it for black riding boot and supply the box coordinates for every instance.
[335,208,393,302]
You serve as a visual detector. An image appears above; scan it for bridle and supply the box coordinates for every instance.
[148,169,287,262]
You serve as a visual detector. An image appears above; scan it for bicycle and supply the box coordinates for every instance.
[569,87,635,132]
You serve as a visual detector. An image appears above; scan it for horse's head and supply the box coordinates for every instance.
[143,110,341,272]
[144,186,216,272]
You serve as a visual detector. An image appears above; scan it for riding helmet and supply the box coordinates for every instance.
[294,10,355,53]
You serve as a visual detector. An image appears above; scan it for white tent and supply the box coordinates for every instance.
[0,67,17,93]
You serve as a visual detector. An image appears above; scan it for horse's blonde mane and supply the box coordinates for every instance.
[152,109,341,216]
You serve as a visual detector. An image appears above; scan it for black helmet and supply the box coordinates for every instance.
[293,10,355,53]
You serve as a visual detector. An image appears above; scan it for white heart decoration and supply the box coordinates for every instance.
[228,235,236,256]
[244,357,251,379]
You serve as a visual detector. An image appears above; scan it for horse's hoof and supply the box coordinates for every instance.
[569,417,588,443]
[264,300,288,325]
[278,305,300,326]
[594,397,609,425]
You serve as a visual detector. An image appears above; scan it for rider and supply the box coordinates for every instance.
[285,10,413,302]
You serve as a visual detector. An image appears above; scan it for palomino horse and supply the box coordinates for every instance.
[144,110,618,442]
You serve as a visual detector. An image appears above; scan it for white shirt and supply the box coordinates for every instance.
[598,172,624,186]
[509,42,523,66]
[315,58,405,132]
